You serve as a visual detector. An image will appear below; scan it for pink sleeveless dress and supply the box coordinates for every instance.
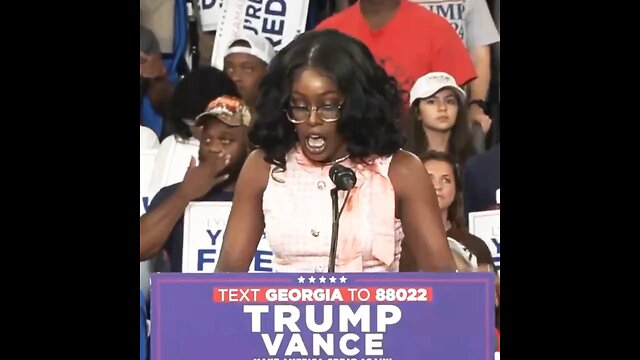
[262,146,404,273]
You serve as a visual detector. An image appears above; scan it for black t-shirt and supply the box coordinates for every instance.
[147,183,234,272]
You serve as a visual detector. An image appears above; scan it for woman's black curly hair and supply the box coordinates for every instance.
[249,29,404,169]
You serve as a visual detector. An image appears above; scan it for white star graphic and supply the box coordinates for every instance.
[298,276,305,284]
[319,276,327,284]
[308,276,316,283]
[339,276,347,283]
[329,276,337,283]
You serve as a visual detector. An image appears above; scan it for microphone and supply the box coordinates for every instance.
[329,163,357,191]
[327,163,356,273]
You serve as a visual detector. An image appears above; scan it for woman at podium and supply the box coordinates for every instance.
[215,29,457,273]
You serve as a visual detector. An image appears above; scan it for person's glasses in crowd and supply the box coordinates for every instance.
[285,103,343,124]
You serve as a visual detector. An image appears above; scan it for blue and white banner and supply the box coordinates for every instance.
[182,201,274,273]
[468,209,500,275]
[151,272,496,360]
[211,0,309,69]
[199,0,225,31]
[140,149,158,216]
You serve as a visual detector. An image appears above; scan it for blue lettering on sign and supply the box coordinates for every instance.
[491,237,500,272]
[198,249,217,271]
[246,0,262,19]
[253,250,272,272]
[261,0,285,47]
[142,196,150,212]
[206,229,223,246]
[490,238,500,254]
[242,0,286,47]
[264,0,285,16]
[202,0,216,10]
[261,0,286,47]
[244,0,263,35]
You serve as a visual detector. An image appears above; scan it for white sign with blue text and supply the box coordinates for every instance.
[140,149,158,216]
[199,0,225,31]
[211,0,309,70]
[182,201,274,273]
[468,209,500,276]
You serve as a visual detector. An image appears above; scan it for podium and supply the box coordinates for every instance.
[150,272,495,360]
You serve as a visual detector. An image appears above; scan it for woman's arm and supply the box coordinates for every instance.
[389,150,456,272]
[215,149,271,272]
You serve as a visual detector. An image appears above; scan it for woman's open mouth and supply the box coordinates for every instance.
[305,134,327,154]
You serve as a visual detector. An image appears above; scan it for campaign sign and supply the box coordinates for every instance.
[210,0,309,70]
[151,272,495,360]
[140,149,158,216]
[468,210,500,275]
[200,0,225,31]
[182,201,274,273]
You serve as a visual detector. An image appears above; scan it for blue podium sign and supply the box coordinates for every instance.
[151,272,495,360]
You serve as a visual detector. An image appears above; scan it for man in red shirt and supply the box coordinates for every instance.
[316,0,476,106]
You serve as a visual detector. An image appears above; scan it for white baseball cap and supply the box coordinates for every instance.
[409,72,466,105]
[225,31,276,64]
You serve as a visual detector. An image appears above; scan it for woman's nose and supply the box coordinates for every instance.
[308,109,322,127]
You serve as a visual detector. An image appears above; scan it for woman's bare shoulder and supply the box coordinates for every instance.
[388,149,426,189]
[245,148,271,168]
[237,148,272,193]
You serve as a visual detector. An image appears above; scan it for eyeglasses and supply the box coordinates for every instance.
[285,103,343,124]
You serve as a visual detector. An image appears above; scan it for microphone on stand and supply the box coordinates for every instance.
[330,163,357,191]
[327,164,357,273]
